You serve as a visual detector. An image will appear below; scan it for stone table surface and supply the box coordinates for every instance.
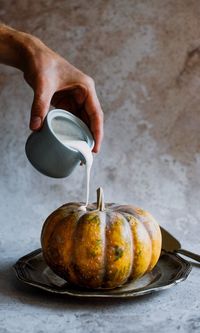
[0,1,200,332]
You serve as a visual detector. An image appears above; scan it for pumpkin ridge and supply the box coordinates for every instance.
[70,212,87,286]
[117,212,135,270]
[41,207,61,242]
[103,211,134,288]
[103,210,117,286]
[130,210,161,272]
[119,211,153,278]
[72,211,106,288]
[140,219,153,273]
[102,211,110,286]
[118,212,134,284]
[131,211,153,273]
[42,212,79,281]
[99,210,108,287]
[41,209,73,253]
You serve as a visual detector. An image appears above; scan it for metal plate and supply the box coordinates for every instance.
[13,249,192,298]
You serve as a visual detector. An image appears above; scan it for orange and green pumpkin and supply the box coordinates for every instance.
[41,188,162,289]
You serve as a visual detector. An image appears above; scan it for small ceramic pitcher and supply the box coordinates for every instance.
[25,109,94,178]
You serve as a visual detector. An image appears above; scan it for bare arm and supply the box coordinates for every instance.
[0,24,103,152]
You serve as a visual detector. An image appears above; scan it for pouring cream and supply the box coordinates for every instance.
[51,114,94,208]
[58,136,93,207]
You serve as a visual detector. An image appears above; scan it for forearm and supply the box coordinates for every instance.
[0,24,37,71]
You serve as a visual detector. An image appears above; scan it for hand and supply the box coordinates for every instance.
[23,37,103,153]
[0,25,103,152]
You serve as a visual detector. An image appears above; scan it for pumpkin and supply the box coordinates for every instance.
[41,188,162,289]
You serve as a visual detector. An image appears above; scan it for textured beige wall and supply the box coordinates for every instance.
[0,2,200,331]
[1,1,200,236]
[1,0,200,240]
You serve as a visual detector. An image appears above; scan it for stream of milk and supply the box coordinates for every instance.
[55,134,93,207]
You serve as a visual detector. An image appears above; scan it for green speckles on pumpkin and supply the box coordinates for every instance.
[96,239,102,245]
[86,214,101,225]
[125,214,137,225]
[125,215,132,222]
[87,248,97,258]
[136,249,142,257]
[86,239,102,258]
[114,245,124,261]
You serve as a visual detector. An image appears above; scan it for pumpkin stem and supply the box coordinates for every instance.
[97,187,105,211]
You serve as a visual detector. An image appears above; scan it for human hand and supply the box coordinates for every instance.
[0,25,103,152]
[23,36,103,153]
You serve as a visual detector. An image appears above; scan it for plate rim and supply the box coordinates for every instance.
[13,248,192,298]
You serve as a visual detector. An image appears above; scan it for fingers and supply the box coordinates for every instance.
[30,87,53,131]
[52,81,104,152]
[85,81,104,153]
[88,110,104,153]
[52,89,79,116]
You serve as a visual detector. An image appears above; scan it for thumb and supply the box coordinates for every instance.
[30,89,52,131]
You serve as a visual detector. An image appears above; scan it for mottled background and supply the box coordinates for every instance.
[0,1,200,332]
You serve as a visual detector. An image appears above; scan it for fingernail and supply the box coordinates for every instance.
[31,116,42,130]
